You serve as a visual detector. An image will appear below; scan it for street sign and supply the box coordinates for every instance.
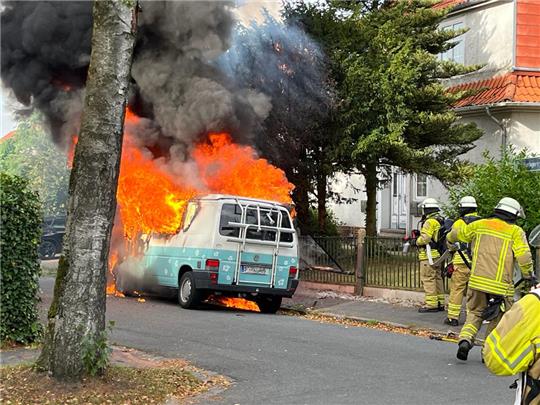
[523,157,540,172]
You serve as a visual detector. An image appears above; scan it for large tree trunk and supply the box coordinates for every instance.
[364,162,378,237]
[39,0,137,381]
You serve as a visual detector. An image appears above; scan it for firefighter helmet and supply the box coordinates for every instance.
[419,198,440,214]
[495,197,525,218]
[459,196,477,208]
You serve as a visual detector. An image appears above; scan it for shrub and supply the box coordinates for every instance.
[1,173,43,343]
[445,149,540,234]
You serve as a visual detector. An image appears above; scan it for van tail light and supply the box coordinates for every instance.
[206,259,220,285]
[205,259,220,272]
[289,266,298,278]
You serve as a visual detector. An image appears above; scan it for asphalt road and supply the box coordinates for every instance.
[39,277,513,405]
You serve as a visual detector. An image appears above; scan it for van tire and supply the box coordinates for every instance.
[256,296,282,314]
[178,272,202,309]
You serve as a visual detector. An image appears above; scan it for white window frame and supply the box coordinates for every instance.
[439,22,465,64]
[415,174,428,199]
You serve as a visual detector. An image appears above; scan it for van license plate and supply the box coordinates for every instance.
[241,265,270,275]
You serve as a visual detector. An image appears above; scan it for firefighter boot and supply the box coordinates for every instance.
[444,318,459,326]
[457,340,472,361]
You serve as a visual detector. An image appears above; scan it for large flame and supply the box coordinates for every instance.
[85,109,294,295]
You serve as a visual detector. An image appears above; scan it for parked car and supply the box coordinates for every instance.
[114,194,299,313]
[39,216,66,259]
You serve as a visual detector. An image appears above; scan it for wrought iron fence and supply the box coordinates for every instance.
[298,235,358,286]
[300,268,356,285]
[363,236,422,291]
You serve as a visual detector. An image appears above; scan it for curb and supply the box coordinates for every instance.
[281,305,457,337]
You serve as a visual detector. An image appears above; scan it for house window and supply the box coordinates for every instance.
[440,22,465,64]
[392,173,398,197]
[416,174,428,198]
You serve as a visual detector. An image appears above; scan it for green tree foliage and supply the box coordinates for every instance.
[0,173,43,343]
[285,0,484,236]
[0,112,70,216]
[221,12,339,234]
[446,149,540,234]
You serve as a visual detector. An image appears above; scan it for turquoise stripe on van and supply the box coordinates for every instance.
[143,245,297,289]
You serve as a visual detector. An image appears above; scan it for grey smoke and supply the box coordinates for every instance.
[1,1,271,156]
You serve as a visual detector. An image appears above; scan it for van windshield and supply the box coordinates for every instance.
[219,203,293,242]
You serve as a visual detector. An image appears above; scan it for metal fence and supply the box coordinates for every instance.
[298,235,357,285]
[300,268,356,285]
[363,237,422,291]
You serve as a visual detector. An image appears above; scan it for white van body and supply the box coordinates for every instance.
[116,194,299,312]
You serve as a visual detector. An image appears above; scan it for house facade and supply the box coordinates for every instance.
[374,0,540,235]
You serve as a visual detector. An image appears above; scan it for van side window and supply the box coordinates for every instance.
[182,202,199,232]
[279,210,293,242]
[220,204,241,237]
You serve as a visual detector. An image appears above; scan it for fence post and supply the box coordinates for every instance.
[355,228,366,295]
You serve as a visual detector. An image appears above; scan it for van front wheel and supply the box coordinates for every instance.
[256,296,282,314]
[178,272,202,309]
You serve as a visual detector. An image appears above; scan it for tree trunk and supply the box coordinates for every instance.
[364,162,378,237]
[316,172,327,233]
[291,171,310,235]
[38,0,137,381]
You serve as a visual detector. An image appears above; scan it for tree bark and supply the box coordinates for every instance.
[38,0,137,381]
[364,162,378,237]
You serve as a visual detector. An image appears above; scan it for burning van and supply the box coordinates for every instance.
[114,194,299,313]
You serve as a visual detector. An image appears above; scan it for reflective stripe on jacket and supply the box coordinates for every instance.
[451,212,479,266]
[447,217,533,297]
[483,290,540,405]
[417,214,441,261]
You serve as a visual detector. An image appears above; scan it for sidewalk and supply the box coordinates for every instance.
[283,283,463,335]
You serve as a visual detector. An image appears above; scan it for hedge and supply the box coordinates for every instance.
[1,172,43,343]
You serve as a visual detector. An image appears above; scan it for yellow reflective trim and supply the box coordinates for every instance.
[495,239,509,282]
[476,229,512,240]
[488,331,535,374]
[471,235,481,274]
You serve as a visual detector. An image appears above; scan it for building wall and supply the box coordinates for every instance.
[326,173,366,228]
[444,0,514,84]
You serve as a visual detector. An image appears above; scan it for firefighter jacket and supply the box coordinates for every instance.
[451,212,479,267]
[447,217,533,297]
[483,289,540,405]
[416,213,441,261]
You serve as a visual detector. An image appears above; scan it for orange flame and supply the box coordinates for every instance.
[209,296,260,312]
[68,108,294,295]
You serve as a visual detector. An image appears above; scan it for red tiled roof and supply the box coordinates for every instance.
[516,0,540,69]
[452,71,540,107]
[0,130,16,143]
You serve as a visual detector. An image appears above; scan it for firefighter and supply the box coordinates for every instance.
[446,197,534,361]
[483,284,540,405]
[415,198,445,313]
[444,196,480,326]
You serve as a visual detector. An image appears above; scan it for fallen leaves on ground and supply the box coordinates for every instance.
[280,309,439,339]
[0,360,229,405]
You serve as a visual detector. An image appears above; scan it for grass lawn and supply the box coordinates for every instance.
[0,360,228,404]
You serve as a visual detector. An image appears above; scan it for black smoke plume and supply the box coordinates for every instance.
[1,1,271,155]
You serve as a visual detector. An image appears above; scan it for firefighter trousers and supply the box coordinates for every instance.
[447,264,470,321]
[420,260,445,309]
[459,288,513,344]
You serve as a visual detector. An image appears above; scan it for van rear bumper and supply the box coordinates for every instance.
[192,271,299,297]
